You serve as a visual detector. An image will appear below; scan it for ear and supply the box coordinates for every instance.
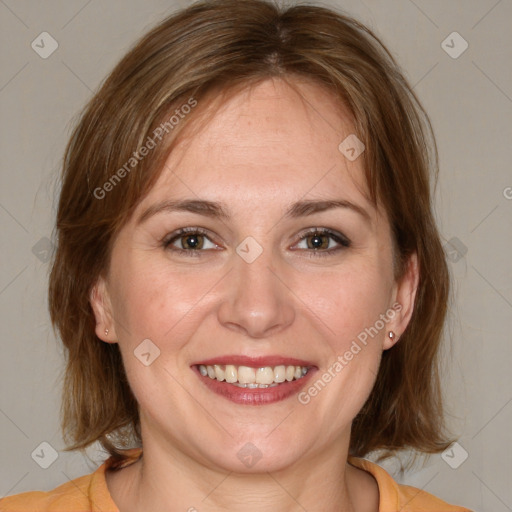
[90,276,117,344]
[383,252,419,350]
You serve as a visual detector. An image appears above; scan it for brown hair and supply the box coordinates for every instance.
[49,0,452,465]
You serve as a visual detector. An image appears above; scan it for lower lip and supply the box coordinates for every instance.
[193,366,316,405]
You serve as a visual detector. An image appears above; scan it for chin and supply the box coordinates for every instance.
[200,433,309,474]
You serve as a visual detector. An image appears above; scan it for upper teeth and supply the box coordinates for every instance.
[198,364,308,387]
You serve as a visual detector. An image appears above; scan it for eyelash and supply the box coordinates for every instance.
[163,226,351,258]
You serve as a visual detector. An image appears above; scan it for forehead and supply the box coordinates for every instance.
[136,78,378,224]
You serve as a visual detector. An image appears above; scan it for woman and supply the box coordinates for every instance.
[0,0,472,511]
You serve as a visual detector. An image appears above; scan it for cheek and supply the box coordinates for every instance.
[294,265,390,425]
[108,258,218,405]
[109,254,221,348]
[297,259,392,349]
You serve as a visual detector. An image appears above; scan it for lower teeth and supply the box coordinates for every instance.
[231,382,280,388]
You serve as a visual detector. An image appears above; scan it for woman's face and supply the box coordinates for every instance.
[91,78,417,473]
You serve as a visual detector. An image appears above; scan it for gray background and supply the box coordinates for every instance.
[1,1,511,511]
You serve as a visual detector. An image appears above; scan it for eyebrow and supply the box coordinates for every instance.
[136,198,371,225]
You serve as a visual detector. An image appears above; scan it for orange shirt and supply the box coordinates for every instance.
[0,448,472,511]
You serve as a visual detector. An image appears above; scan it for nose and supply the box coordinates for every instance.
[217,244,296,339]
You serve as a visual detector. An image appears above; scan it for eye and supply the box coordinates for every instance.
[293,227,351,257]
[163,227,220,256]
[162,226,350,258]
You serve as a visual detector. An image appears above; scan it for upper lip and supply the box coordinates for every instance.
[193,355,316,368]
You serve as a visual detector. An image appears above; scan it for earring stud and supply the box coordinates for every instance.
[105,328,109,336]
[388,331,395,340]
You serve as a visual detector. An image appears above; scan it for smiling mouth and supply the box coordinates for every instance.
[196,363,309,388]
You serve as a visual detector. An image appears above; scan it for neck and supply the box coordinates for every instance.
[106,434,377,512]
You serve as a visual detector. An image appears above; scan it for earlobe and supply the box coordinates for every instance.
[383,252,419,350]
[89,277,117,343]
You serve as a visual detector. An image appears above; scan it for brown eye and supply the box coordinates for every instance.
[177,233,205,250]
[163,227,219,256]
[294,228,351,257]
[306,233,330,250]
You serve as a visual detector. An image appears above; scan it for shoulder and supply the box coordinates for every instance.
[0,448,142,512]
[348,456,473,512]
[0,462,116,512]
[0,473,96,512]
